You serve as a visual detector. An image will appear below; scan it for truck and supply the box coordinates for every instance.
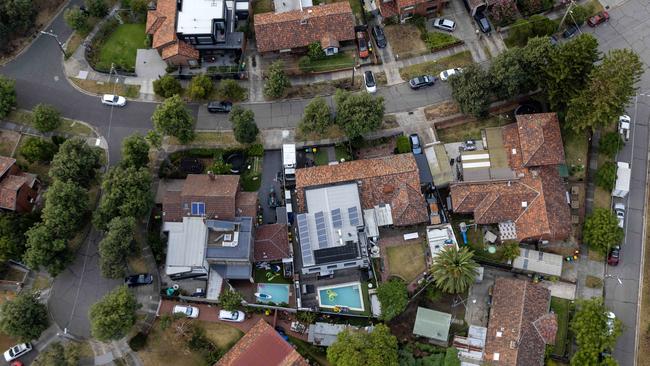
[612,161,631,198]
[619,115,631,142]
[282,144,296,186]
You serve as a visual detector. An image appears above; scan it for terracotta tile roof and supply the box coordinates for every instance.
[254,224,291,261]
[484,278,554,366]
[0,175,27,210]
[216,319,309,366]
[182,174,239,197]
[236,191,258,218]
[320,32,340,49]
[254,2,355,53]
[163,174,243,222]
[516,113,565,167]
[162,190,182,222]
[376,0,398,17]
[296,154,428,226]
[161,40,199,60]
[0,157,16,178]
[147,0,178,49]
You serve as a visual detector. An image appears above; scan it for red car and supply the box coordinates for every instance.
[587,11,609,27]
[607,245,620,266]
[356,31,369,59]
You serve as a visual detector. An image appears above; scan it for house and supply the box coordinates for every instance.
[0,157,38,213]
[254,223,293,277]
[307,322,374,346]
[146,0,247,67]
[484,277,557,365]
[377,0,449,22]
[217,319,309,366]
[449,113,571,242]
[412,307,452,344]
[254,2,355,54]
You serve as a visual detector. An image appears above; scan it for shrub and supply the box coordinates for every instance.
[64,6,89,33]
[424,32,460,50]
[489,0,519,26]
[263,60,290,99]
[569,4,590,26]
[32,104,62,132]
[153,75,183,98]
[20,137,57,163]
[595,161,617,191]
[308,41,325,61]
[247,143,264,157]
[85,19,120,72]
[128,332,148,351]
[218,79,247,102]
[188,74,214,100]
[599,132,623,159]
[396,135,411,153]
[85,0,109,17]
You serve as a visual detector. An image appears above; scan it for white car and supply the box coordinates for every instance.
[606,311,616,335]
[432,18,456,32]
[101,94,126,107]
[4,343,32,362]
[173,305,200,318]
[619,115,630,141]
[614,203,625,228]
[439,68,463,81]
[219,310,246,322]
[364,70,377,94]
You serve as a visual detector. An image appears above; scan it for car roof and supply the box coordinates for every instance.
[441,19,455,26]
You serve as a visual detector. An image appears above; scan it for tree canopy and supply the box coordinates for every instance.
[0,292,48,341]
[94,165,153,230]
[0,212,40,262]
[583,208,624,254]
[570,298,621,365]
[521,37,555,89]
[99,217,136,278]
[0,0,36,52]
[32,104,62,132]
[376,278,408,322]
[23,223,70,276]
[152,94,195,144]
[188,74,214,100]
[449,64,492,118]
[595,161,617,191]
[327,323,399,366]
[84,0,109,17]
[263,60,290,99]
[42,180,89,239]
[229,106,259,144]
[121,134,150,169]
[49,137,102,188]
[430,246,478,294]
[218,79,247,102]
[489,47,535,100]
[334,89,385,140]
[20,137,57,163]
[89,286,139,341]
[299,97,332,136]
[152,75,182,98]
[32,342,80,366]
[64,6,89,33]
[219,289,244,311]
[0,76,16,119]
[599,132,624,159]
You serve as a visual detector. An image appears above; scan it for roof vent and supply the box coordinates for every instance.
[496,331,502,338]
[511,148,517,155]
[493,353,500,361]
[521,201,528,208]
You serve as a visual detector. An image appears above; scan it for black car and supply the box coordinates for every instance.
[372,26,387,48]
[207,101,233,113]
[474,11,491,33]
[125,273,154,287]
[409,75,435,89]
[562,25,579,39]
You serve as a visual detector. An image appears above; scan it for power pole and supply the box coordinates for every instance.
[556,0,576,32]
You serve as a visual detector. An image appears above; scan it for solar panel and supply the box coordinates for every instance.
[331,208,342,228]
[297,214,314,266]
[315,211,329,249]
[348,207,359,226]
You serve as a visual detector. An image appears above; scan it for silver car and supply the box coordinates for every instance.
[432,18,456,32]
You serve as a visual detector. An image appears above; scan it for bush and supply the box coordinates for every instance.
[424,32,460,50]
[263,60,290,99]
[396,135,411,153]
[64,6,89,33]
[599,132,623,159]
[218,79,246,102]
[595,161,617,190]
[128,332,148,351]
[32,104,62,132]
[517,0,554,16]
[85,0,108,17]
[188,74,214,100]
[247,143,264,157]
[308,41,325,61]
[153,75,183,98]
[0,76,16,119]
[489,0,519,26]
[20,137,57,163]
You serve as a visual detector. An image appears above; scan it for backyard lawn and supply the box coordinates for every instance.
[95,23,146,72]
[385,243,427,283]
[563,132,588,181]
[399,51,473,81]
[550,297,571,357]
[384,24,428,59]
[435,115,512,143]
[299,52,355,73]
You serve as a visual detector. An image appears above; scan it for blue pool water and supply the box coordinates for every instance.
[257,283,290,304]
[318,283,364,310]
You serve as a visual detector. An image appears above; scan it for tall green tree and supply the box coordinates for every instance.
[187,74,214,100]
[570,298,621,365]
[334,89,385,140]
[229,106,259,144]
[583,208,624,254]
[99,217,136,278]
[449,64,492,118]
[89,286,138,341]
[565,49,643,133]
[327,323,398,366]
[0,0,36,36]
[32,342,80,366]
[23,223,70,276]
[299,97,332,135]
[376,278,408,322]
[122,134,150,168]
[32,104,62,132]
[84,0,109,17]
[42,180,89,239]
[152,75,182,98]
[93,166,153,230]
[151,94,195,144]
[20,137,57,163]
[49,137,102,188]
[0,292,48,341]
[0,212,39,262]
[595,161,617,191]
[263,60,290,99]
[521,37,555,89]
[489,47,534,100]
[430,246,478,294]
[0,76,16,119]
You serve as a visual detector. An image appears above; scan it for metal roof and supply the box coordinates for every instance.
[413,307,452,342]
[164,217,207,275]
[512,248,563,277]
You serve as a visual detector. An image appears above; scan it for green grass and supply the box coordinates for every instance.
[314,149,330,166]
[398,50,473,81]
[253,267,292,284]
[299,52,355,73]
[385,243,427,283]
[435,115,511,144]
[563,132,588,181]
[550,297,571,357]
[253,0,273,14]
[95,23,146,72]
[335,145,352,162]
[6,110,96,137]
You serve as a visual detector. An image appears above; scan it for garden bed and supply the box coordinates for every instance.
[299,52,355,73]
[435,114,512,144]
[398,50,473,81]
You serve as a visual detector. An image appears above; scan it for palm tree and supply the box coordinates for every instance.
[431,246,479,294]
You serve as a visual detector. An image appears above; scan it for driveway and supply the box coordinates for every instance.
[258,150,283,224]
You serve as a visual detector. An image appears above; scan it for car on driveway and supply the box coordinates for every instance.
[608,245,620,266]
[562,24,579,39]
[173,305,199,318]
[409,134,422,154]
[372,26,387,48]
[364,70,377,93]
[439,68,462,81]
[409,75,435,89]
[125,273,153,287]
[219,310,246,322]
[588,11,609,27]
[432,18,456,32]
[474,11,491,33]
[101,94,126,107]
[4,344,32,362]
[207,101,232,113]
[357,31,369,58]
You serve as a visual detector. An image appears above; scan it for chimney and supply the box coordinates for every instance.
[208,171,215,180]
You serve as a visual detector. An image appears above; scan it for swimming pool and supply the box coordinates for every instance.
[256,283,290,304]
[317,282,364,312]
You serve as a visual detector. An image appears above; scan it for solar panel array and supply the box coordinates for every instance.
[331,208,342,228]
[297,214,314,266]
[314,211,329,249]
[348,206,359,226]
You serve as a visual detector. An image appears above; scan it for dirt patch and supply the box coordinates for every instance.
[424,101,460,121]
[385,243,427,283]
[384,24,428,60]
[0,130,21,157]
[355,139,396,159]
[128,256,149,274]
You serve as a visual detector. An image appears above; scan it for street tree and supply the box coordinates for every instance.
[599,132,624,159]
[430,246,478,294]
[64,6,90,33]
[570,298,621,365]
[568,4,590,26]
[218,79,247,101]
[0,292,48,341]
[32,342,80,366]
[0,0,36,41]
[595,161,617,191]
[32,104,62,132]
[42,180,89,239]
[99,217,136,278]
[219,289,244,311]
[152,74,182,98]
[299,97,332,136]
[94,165,153,230]
[327,323,398,366]
[0,75,16,119]
[230,106,259,144]
[89,286,138,341]
[122,134,150,168]
[489,47,534,100]
[376,278,408,322]
[152,94,195,144]
[20,137,57,163]
[187,74,214,100]
[583,208,624,254]
[565,49,643,133]
[145,130,162,150]
[263,60,290,99]
[49,137,102,188]
[449,64,492,118]
[506,15,556,47]
[521,37,555,89]
[23,223,71,276]
[0,212,40,262]
[84,0,109,17]
[334,89,385,140]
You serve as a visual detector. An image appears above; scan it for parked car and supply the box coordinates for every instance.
[364,70,377,93]
[619,115,631,141]
[173,305,200,318]
[608,245,620,266]
[101,94,126,107]
[357,31,369,58]
[372,26,387,48]
[562,24,579,39]
[614,203,625,228]
[4,344,32,362]
[409,134,422,155]
[207,101,233,113]
[462,140,476,151]
[219,310,246,322]
[588,11,609,27]
[432,18,456,32]
[408,75,436,89]
[474,11,491,33]
[439,68,462,81]
[124,273,153,287]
